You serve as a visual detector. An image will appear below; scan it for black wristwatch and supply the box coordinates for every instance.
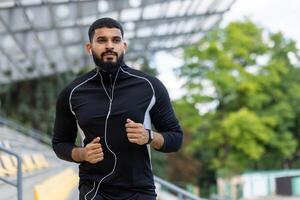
[146,129,154,144]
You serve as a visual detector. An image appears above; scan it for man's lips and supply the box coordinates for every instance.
[102,52,117,57]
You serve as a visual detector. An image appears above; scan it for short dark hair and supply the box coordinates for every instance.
[88,17,124,42]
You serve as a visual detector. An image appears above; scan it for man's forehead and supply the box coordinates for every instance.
[94,27,122,37]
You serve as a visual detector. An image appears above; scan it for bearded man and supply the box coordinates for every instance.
[52,17,183,200]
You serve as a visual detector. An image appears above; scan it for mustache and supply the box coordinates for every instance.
[101,50,118,58]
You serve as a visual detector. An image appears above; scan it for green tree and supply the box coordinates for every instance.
[169,99,201,186]
[0,71,78,135]
[178,20,300,182]
[139,56,159,76]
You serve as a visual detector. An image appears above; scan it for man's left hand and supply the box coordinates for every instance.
[125,118,148,145]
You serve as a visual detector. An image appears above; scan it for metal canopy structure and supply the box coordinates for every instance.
[0,0,236,83]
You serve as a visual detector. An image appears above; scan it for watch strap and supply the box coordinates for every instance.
[146,129,153,144]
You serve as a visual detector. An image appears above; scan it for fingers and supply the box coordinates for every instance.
[87,151,103,159]
[125,118,143,128]
[91,137,100,144]
[125,119,148,145]
[87,150,104,163]
[127,133,141,144]
[128,138,139,143]
[91,158,103,163]
[87,143,101,149]
[89,156,104,163]
[86,147,104,163]
[85,137,104,163]
[87,148,103,155]
[127,133,140,139]
[86,137,101,150]
[126,127,141,133]
[126,118,133,123]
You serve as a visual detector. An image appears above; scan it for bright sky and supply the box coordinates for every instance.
[156,0,300,100]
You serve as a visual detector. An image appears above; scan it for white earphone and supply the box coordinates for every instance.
[89,49,92,55]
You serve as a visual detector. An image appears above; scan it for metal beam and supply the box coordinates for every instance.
[0,15,39,75]
[0,0,237,83]
[0,47,27,81]
[0,10,228,36]
[15,0,52,66]
[0,0,183,10]
[46,0,70,73]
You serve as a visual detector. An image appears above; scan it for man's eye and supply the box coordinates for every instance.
[113,38,121,43]
[97,39,106,43]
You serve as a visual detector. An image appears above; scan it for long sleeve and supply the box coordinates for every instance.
[150,78,183,152]
[52,87,78,162]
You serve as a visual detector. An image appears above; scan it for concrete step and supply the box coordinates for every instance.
[0,165,77,200]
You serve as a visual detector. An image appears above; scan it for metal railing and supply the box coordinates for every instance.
[0,116,51,145]
[154,176,207,200]
[0,146,23,200]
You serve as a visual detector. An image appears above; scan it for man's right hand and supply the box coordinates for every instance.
[71,137,104,163]
[83,137,104,163]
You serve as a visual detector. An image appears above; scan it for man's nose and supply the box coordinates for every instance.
[105,40,114,49]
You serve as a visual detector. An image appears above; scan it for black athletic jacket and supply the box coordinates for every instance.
[52,64,183,199]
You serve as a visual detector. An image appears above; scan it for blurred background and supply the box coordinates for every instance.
[1,0,300,200]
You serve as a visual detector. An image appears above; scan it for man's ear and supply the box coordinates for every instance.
[123,42,128,54]
[85,43,92,55]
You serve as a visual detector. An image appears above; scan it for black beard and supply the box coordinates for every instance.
[92,51,124,73]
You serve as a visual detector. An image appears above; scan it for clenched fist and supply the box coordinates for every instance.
[83,137,104,163]
[125,118,148,145]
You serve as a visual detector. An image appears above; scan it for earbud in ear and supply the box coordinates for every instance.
[89,49,92,55]
[123,49,126,54]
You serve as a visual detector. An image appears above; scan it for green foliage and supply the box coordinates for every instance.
[178,20,300,181]
[171,98,201,181]
[138,56,159,76]
[0,70,81,135]
[173,98,202,135]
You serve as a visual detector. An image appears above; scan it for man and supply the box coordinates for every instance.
[52,18,183,200]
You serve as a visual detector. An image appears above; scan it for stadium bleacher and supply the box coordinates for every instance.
[0,124,78,200]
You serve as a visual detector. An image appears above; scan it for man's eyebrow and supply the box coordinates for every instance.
[95,36,106,40]
[95,36,122,40]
